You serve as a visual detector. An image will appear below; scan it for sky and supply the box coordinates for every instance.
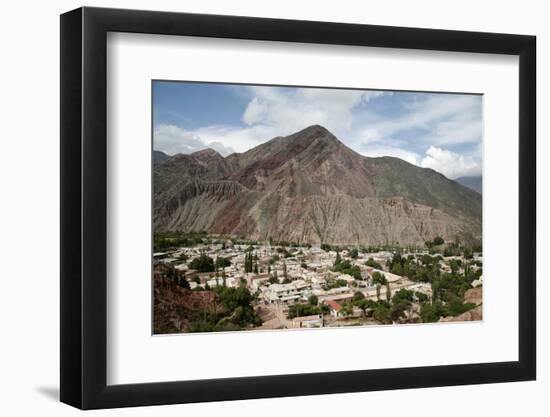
[153,81,483,179]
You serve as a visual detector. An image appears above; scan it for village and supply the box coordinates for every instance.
[154,236,483,331]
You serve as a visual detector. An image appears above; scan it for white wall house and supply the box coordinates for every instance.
[261,280,311,304]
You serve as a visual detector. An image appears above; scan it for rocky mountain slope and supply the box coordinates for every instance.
[153,125,482,246]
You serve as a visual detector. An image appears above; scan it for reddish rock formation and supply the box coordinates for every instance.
[154,125,482,246]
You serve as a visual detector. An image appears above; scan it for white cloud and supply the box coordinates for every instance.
[154,87,482,180]
[154,123,290,156]
[353,94,482,149]
[240,86,388,138]
[189,124,280,153]
[154,125,236,156]
[155,85,389,156]
[242,97,266,125]
[205,141,235,156]
[358,145,420,165]
[420,146,481,179]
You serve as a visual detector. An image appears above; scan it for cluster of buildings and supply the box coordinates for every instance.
[155,241,476,327]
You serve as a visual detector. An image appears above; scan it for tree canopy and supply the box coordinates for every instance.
[188,254,215,272]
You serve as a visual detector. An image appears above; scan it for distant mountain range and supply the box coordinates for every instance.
[153,150,170,165]
[153,125,482,246]
[454,176,482,194]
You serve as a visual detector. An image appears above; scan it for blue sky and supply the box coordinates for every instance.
[153,81,482,179]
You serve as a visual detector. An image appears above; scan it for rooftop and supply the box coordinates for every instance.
[325,300,342,312]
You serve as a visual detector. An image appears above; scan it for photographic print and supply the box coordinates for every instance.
[152,81,483,334]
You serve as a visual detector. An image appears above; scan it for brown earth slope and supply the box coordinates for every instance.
[440,287,483,322]
[153,125,482,245]
[153,273,222,333]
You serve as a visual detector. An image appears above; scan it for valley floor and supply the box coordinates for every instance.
[153,234,483,333]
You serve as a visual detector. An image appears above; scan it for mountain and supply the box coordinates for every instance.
[153,150,170,165]
[153,125,482,246]
[455,176,482,194]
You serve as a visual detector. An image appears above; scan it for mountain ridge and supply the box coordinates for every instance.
[455,175,482,194]
[153,125,482,245]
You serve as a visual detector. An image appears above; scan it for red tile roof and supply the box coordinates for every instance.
[325,300,342,311]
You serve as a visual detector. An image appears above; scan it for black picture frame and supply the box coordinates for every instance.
[60,6,536,410]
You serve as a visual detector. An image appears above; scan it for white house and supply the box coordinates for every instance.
[325,300,343,318]
[292,314,323,328]
[262,280,311,304]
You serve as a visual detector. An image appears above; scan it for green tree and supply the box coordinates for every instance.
[308,294,319,306]
[414,291,428,302]
[287,303,321,319]
[323,279,349,290]
[444,296,476,316]
[352,291,365,302]
[372,271,388,285]
[354,299,372,317]
[248,252,254,272]
[216,256,231,268]
[321,243,331,252]
[340,303,354,317]
[373,303,391,324]
[390,302,409,322]
[188,254,215,272]
[334,251,342,266]
[392,288,414,304]
[333,259,362,280]
[365,257,382,269]
[420,301,444,323]
[391,262,403,276]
